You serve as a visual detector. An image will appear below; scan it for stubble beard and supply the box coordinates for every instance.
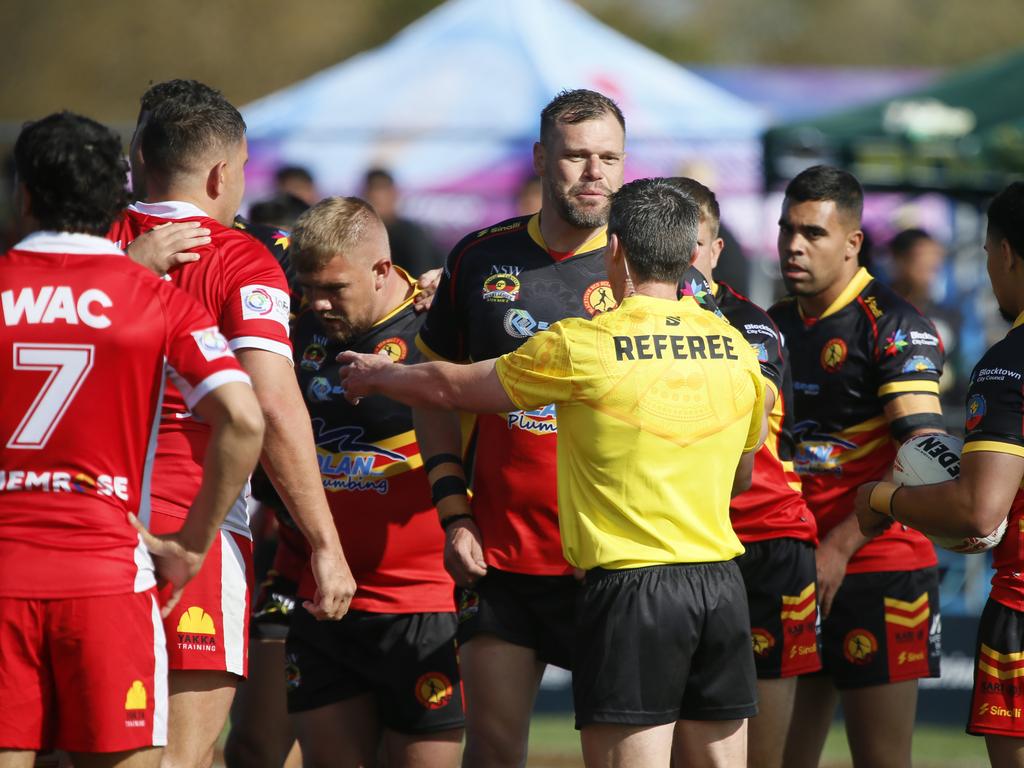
[549,180,611,230]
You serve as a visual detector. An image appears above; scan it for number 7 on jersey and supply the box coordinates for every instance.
[7,343,95,450]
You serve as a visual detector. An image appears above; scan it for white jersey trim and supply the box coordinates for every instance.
[228,336,293,363]
[129,200,211,221]
[168,368,252,411]
[221,481,254,540]
[13,231,125,256]
[220,531,248,675]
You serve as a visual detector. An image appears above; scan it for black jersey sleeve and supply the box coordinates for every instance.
[735,311,784,393]
[963,339,1024,457]
[872,300,945,403]
[415,238,469,363]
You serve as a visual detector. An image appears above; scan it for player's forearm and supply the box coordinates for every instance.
[259,389,345,553]
[731,451,755,496]
[180,390,265,554]
[820,512,872,561]
[370,359,506,412]
[413,407,472,520]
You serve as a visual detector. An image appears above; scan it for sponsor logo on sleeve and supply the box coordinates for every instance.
[743,323,779,341]
[240,284,290,332]
[910,330,940,347]
[884,329,909,356]
[751,342,769,363]
[191,327,232,361]
[902,355,937,374]
[965,393,987,431]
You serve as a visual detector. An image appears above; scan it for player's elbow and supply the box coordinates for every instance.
[961,498,1008,539]
[226,391,266,447]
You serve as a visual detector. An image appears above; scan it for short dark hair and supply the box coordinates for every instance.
[141,96,246,181]
[784,165,863,226]
[248,193,309,229]
[276,165,315,186]
[138,79,224,123]
[666,177,720,237]
[539,89,625,146]
[363,167,395,187]
[988,182,1024,260]
[608,178,700,284]
[14,111,128,235]
[889,228,934,259]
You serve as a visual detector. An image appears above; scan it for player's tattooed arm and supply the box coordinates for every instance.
[126,221,210,275]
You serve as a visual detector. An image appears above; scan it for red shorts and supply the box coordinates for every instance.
[152,511,252,677]
[0,590,167,752]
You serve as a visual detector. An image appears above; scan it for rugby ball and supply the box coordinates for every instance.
[893,433,1006,554]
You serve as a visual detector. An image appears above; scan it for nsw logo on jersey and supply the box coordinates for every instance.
[503,308,549,339]
[312,419,409,494]
[506,404,557,435]
[240,284,290,333]
[482,272,521,302]
[191,327,232,361]
[301,339,328,371]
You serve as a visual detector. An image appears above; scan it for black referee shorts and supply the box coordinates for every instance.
[574,560,758,728]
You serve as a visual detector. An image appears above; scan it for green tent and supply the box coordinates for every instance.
[763,48,1024,196]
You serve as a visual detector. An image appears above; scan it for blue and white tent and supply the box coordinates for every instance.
[243,0,765,236]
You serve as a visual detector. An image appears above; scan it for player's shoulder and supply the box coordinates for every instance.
[717,282,779,339]
[863,278,933,328]
[767,294,797,321]
[449,215,532,263]
[980,326,1024,372]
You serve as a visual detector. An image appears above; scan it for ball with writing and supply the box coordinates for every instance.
[893,433,1007,554]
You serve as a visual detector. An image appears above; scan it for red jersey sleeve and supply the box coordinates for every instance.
[219,238,293,361]
[157,281,251,409]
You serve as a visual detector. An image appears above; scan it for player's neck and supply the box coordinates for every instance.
[538,208,604,254]
[633,282,680,302]
[797,266,860,319]
[143,185,228,226]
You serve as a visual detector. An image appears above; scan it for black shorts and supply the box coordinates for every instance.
[250,569,298,641]
[735,538,821,678]
[286,608,464,734]
[968,598,1024,738]
[819,567,940,689]
[573,561,758,728]
[456,567,578,670]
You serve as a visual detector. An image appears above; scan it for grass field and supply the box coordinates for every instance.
[522,715,991,767]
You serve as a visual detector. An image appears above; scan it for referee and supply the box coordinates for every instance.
[340,178,767,767]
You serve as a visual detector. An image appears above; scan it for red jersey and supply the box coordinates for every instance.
[417,215,611,576]
[770,269,943,573]
[0,231,249,598]
[293,274,454,612]
[961,313,1024,610]
[108,202,293,539]
[714,281,816,544]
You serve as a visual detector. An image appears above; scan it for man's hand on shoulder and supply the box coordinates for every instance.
[127,221,210,276]
[413,268,443,313]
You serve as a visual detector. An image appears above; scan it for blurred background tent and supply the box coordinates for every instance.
[763,47,1024,196]
[242,0,766,247]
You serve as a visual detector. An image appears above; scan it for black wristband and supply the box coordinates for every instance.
[431,474,468,506]
[440,513,474,531]
[424,452,463,474]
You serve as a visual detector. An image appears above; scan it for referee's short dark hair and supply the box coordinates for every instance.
[785,165,863,227]
[141,96,245,182]
[988,181,1024,260]
[14,111,128,236]
[540,89,625,146]
[608,178,700,284]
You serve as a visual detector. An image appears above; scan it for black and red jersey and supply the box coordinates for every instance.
[961,314,1024,610]
[417,214,613,576]
[714,281,816,544]
[293,269,453,613]
[769,268,944,573]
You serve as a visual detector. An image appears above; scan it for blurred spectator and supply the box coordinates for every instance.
[516,175,542,215]
[249,193,309,230]
[362,167,443,275]
[275,165,319,206]
[888,228,965,429]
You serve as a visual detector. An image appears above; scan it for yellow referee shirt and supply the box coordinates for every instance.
[494,294,765,570]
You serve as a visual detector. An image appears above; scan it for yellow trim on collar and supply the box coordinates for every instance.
[527,213,607,256]
[801,267,874,321]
